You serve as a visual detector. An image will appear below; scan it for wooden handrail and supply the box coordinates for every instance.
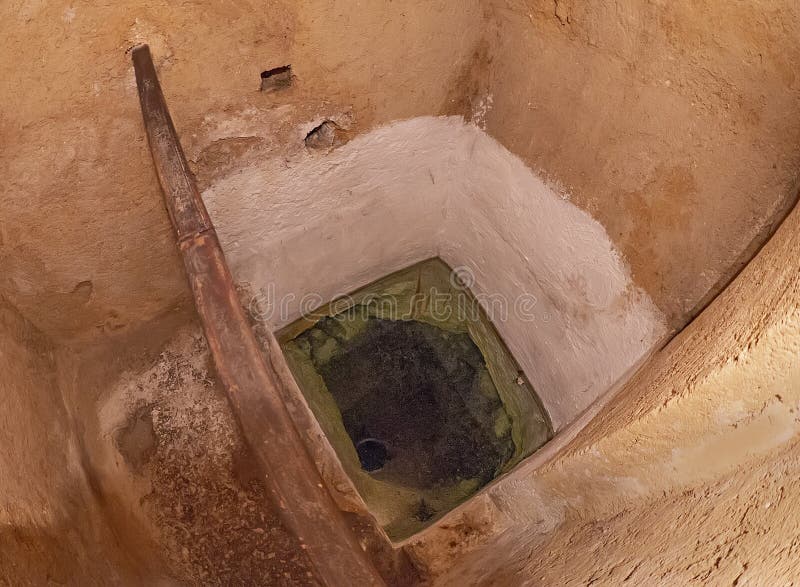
[131,44,384,587]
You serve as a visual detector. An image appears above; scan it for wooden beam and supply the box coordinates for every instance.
[131,44,384,587]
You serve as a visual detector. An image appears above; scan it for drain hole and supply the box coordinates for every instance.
[356,438,389,472]
[260,65,292,92]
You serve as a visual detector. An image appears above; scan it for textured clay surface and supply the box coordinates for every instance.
[61,317,318,585]
[0,0,483,341]
[479,0,800,329]
[3,1,800,584]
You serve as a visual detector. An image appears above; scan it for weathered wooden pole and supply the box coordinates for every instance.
[131,44,384,587]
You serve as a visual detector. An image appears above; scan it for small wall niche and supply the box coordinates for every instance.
[277,258,552,540]
[260,65,292,92]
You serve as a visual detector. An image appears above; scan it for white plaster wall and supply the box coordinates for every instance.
[441,129,667,427]
[203,119,459,324]
[202,116,667,430]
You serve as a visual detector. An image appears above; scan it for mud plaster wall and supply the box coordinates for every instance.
[478,0,800,330]
[3,1,798,346]
[0,0,483,342]
[204,116,666,429]
[0,298,131,584]
[2,0,800,582]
